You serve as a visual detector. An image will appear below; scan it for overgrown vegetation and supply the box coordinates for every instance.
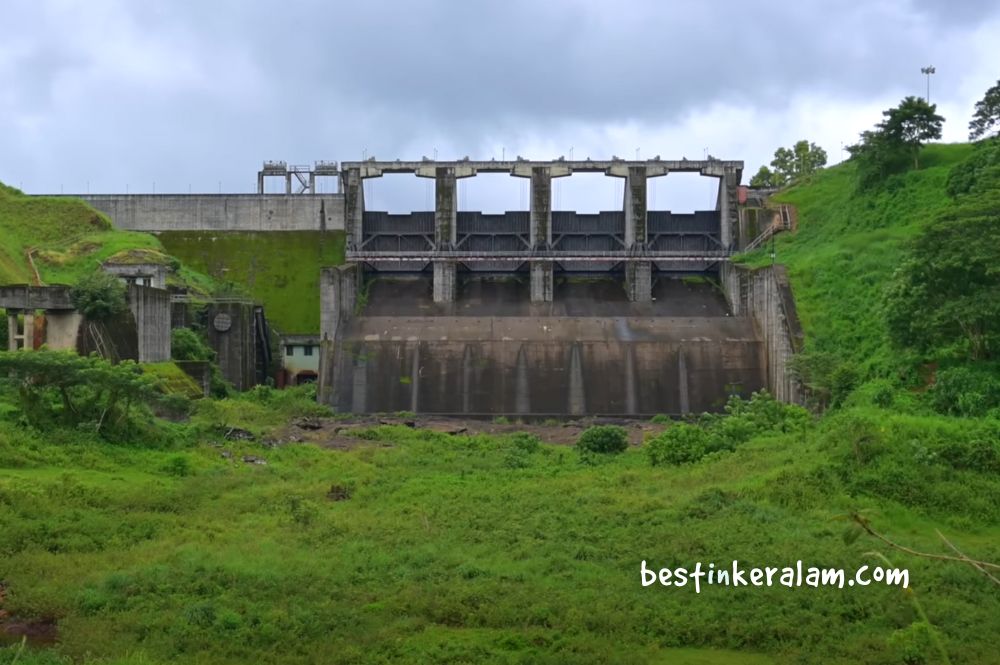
[0,183,216,295]
[157,231,345,334]
[0,351,162,442]
[749,139,828,188]
[69,271,127,321]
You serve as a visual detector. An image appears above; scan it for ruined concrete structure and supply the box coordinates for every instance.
[1,284,171,363]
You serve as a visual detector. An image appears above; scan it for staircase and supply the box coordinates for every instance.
[743,205,793,252]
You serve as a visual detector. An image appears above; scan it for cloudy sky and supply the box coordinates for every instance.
[2,0,998,212]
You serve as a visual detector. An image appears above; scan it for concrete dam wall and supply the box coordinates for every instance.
[319,275,768,416]
[77,194,345,232]
[327,315,764,415]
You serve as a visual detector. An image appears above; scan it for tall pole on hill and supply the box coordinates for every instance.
[921,66,936,103]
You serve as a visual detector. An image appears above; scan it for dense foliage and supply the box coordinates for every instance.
[0,351,160,441]
[968,78,1000,140]
[848,97,943,190]
[69,271,128,321]
[749,139,827,188]
[575,425,628,456]
[646,393,811,466]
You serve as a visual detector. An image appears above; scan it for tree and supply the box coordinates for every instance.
[0,351,160,439]
[969,79,1000,141]
[70,271,127,320]
[848,97,944,189]
[773,140,828,181]
[880,96,944,169]
[750,140,827,188]
[749,165,781,188]
[884,209,1000,361]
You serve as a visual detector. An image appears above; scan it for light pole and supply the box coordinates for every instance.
[921,66,936,103]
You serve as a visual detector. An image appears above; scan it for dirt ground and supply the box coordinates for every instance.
[269,415,669,450]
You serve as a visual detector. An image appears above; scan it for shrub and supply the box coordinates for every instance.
[646,424,709,466]
[171,327,215,362]
[507,432,541,454]
[70,271,127,320]
[576,425,628,455]
[930,365,1000,417]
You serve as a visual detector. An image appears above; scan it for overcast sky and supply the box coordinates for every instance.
[2,0,999,212]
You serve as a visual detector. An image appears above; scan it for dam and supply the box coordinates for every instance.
[68,157,803,414]
[318,158,801,416]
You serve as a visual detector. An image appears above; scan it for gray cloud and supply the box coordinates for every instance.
[1,0,998,208]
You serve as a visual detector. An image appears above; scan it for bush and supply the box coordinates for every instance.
[70,271,127,320]
[646,424,709,466]
[0,350,160,442]
[576,425,628,455]
[171,327,215,362]
[930,365,1000,417]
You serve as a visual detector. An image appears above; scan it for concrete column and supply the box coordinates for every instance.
[624,166,651,302]
[433,168,458,304]
[530,167,552,247]
[624,167,648,248]
[285,173,292,195]
[344,168,365,248]
[309,172,316,195]
[6,310,18,351]
[625,262,651,303]
[530,262,553,303]
[434,168,457,248]
[433,261,456,303]
[257,172,264,194]
[23,312,35,350]
[718,167,740,249]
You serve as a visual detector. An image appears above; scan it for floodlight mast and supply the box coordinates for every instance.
[920,66,936,103]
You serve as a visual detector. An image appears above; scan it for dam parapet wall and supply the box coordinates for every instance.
[75,194,345,232]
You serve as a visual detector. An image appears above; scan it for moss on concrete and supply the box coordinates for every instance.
[157,231,345,334]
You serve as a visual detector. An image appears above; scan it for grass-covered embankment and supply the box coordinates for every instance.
[157,231,345,334]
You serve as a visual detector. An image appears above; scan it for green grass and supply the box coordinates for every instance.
[0,183,217,295]
[0,400,998,664]
[156,231,345,335]
[142,362,204,399]
[739,143,974,378]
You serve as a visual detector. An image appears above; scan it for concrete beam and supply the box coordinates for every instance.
[343,159,743,174]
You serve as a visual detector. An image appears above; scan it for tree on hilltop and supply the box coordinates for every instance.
[749,140,828,188]
[969,79,1000,141]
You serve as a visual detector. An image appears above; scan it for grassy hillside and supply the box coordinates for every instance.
[157,231,345,335]
[0,183,216,295]
[740,144,989,393]
[0,392,998,664]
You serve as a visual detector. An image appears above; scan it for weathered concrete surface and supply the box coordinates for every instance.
[127,285,171,362]
[432,262,457,303]
[529,263,553,303]
[325,315,763,415]
[76,194,345,232]
[722,263,805,404]
[204,301,260,391]
[0,285,75,310]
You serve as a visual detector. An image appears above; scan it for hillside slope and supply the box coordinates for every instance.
[743,143,997,400]
[0,183,216,295]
